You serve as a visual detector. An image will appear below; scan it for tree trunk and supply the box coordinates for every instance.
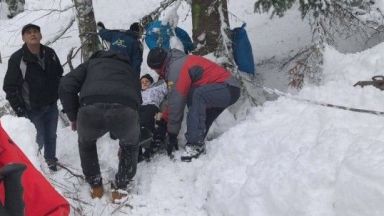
[5,0,24,18]
[192,0,229,56]
[73,0,100,61]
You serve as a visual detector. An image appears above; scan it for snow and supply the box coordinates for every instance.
[1,0,384,215]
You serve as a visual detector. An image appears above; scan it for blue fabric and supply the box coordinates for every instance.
[175,27,195,54]
[99,29,143,74]
[232,23,255,75]
[145,21,172,49]
[27,103,58,161]
[145,21,195,53]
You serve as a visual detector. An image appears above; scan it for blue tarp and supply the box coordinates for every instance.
[145,21,195,53]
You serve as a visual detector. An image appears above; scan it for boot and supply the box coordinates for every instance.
[46,159,58,172]
[90,185,104,199]
[86,175,103,199]
[180,143,205,162]
[111,183,128,203]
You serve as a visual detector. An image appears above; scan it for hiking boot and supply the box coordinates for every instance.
[86,174,103,198]
[111,182,128,203]
[46,158,58,171]
[90,185,104,199]
[180,144,205,162]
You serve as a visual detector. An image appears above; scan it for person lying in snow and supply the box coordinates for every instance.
[147,48,241,162]
[138,73,167,161]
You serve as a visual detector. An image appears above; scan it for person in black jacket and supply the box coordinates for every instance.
[58,50,141,202]
[3,23,63,171]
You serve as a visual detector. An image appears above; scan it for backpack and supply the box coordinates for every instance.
[232,23,255,75]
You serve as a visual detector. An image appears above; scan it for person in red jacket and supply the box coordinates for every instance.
[0,123,69,216]
[147,48,240,161]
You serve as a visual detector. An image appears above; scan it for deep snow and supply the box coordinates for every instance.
[1,0,384,216]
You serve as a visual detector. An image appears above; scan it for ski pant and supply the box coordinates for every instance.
[77,103,140,189]
[139,104,159,133]
[186,83,240,145]
[26,103,58,162]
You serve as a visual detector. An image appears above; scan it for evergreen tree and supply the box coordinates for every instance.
[254,0,382,88]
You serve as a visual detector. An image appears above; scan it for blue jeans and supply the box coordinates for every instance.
[186,84,240,144]
[27,103,58,161]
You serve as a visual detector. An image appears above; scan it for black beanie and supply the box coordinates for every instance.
[129,22,141,33]
[147,47,167,69]
[140,74,154,84]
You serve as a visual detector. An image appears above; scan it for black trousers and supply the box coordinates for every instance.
[139,104,159,133]
[77,103,140,189]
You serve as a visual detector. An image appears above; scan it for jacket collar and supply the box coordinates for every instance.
[22,43,45,62]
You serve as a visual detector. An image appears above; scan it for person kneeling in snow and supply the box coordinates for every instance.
[147,48,241,162]
[59,50,141,201]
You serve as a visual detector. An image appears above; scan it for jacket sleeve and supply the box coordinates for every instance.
[166,67,192,135]
[58,62,88,121]
[98,29,114,42]
[52,50,64,77]
[3,57,25,112]
[131,40,143,75]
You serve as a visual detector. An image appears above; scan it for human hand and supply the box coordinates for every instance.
[71,121,77,131]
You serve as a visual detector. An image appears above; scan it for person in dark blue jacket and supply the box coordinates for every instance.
[97,22,143,75]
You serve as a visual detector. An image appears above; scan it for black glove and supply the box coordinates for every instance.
[96,21,105,31]
[14,107,26,117]
[167,133,178,156]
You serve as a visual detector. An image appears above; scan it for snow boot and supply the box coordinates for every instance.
[90,185,104,199]
[46,158,58,171]
[180,144,205,162]
[86,175,103,199]
[111,183,128,203]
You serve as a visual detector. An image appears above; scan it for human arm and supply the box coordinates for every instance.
[58,62,88,122]
[3,57,26,116]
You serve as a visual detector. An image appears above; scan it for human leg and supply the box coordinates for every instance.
[77,105,107,197]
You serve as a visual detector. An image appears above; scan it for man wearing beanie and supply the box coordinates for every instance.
[97,21,143,75]
[147,47,241,162]
[3,23,63,171]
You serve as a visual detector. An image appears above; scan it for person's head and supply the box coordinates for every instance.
[140,74,154,90]
[147,47,167,77]
[21,23,42,46]
[130,22,143,36]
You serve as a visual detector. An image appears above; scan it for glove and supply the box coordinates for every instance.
[70,121,77,131]
[14,107,26,117]
[167,133,178,156]
[96,21,105,31]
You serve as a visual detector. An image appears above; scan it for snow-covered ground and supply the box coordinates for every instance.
[1,0,384,215]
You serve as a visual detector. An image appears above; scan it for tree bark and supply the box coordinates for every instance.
[5,0,24,18]
[192,0,229,56]
[73,0,100,61]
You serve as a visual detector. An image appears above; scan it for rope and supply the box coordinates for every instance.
[263,87,384,116]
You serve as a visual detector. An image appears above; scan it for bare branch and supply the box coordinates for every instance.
[139,0,179,26]
[45,16,76,46]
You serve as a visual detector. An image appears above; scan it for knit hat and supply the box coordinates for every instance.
[140,74,154,84]
[147,47,167,69]
[21,23,40,35]
[129,22,142,33]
